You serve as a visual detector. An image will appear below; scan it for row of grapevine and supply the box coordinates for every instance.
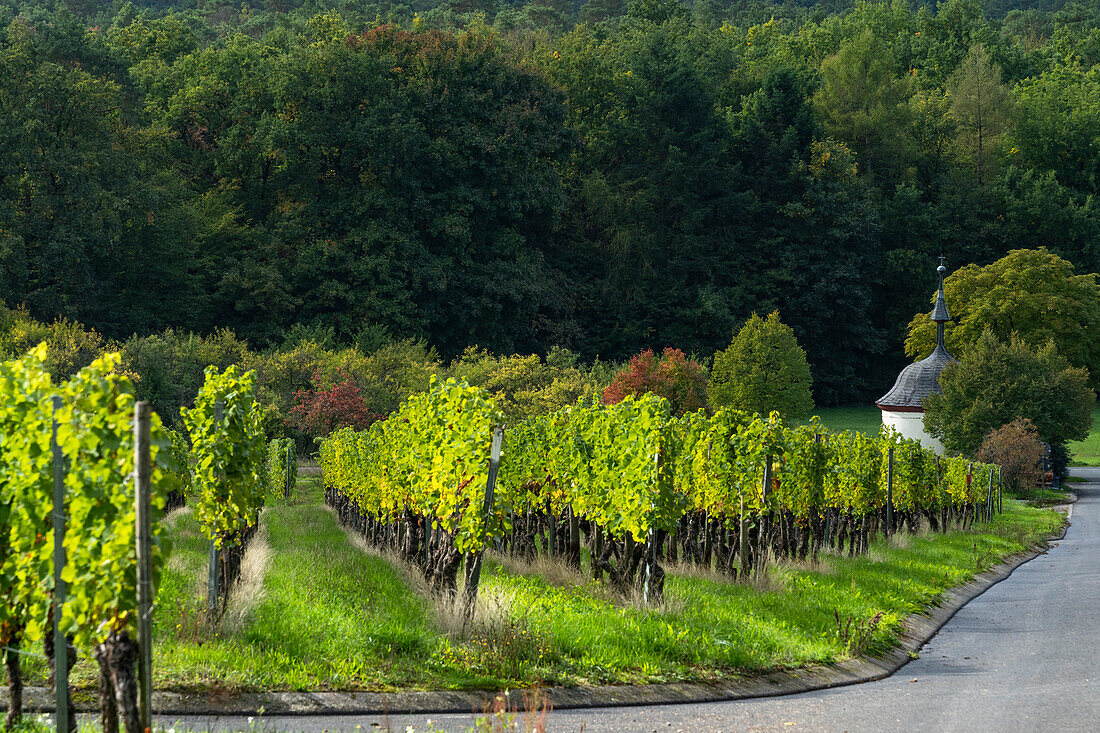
[182,366,266,617]
[320,380,1001,608]
[320,376,503,603]
[0,345,176,733]
[265,438,297,501]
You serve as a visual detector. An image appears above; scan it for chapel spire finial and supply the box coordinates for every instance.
[931,259,951,349]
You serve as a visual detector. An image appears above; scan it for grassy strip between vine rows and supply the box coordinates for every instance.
[21,476,1066,694]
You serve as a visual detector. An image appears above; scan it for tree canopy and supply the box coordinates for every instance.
[905,249,1100,388]
[709,312,814,419]
[923,331,1094,455]
[4,0,1100,405]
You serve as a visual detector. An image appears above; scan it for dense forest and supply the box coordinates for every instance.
[1,0,1099,404]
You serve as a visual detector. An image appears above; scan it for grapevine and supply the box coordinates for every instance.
[321,382,1005,605]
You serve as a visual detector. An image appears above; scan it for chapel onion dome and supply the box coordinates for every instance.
[876,263,958,413]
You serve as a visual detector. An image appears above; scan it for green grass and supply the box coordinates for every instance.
[1068,407,1100,466]
[149,477,454,691]
[1014,487,1073,507]
[809,406,883,436]
[23,477,1063,694]
[475,502,1062,686]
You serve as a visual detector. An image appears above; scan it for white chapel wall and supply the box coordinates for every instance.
[881,409,945,454]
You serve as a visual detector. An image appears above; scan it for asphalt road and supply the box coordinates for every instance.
[167,471,1098,733]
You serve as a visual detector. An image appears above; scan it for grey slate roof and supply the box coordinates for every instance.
[931,289,951,322]
[877,262,957,411]
[876,343,957,410]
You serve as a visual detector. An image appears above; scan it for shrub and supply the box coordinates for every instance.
[287,370,381,439]
[447,346,607,423]
[0,303,106,380]
[602,348,708,416]
[709,311,813,419]
[976,418,1043,493]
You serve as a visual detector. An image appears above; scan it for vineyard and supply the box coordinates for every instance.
[0,346,175,733]
[320,377,1002,613]
[2,355,1059,732]
[0,349,267,733]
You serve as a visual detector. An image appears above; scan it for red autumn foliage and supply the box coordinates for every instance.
[602,348,709,416]
[976,417,1044,492]
[287,370,381,438]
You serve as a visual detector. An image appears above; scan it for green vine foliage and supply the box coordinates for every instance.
[0,345,175,652]
[323,382,999,555]
[182,366,266,547]
[166,427,192,498]
[320,376,505,553]
[0,345,55,645]
[56,352,174,650]
[265,437,296,501]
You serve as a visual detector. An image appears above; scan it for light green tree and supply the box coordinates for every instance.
[947,44,1012,185]
[709,312,813,419]
[905,248,1100,389]
[813,30,914,181]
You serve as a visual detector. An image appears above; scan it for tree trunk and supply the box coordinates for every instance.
[94,646,119,733]
[101,632,141,733]
[425,529,463,600]
[4,639,22,730]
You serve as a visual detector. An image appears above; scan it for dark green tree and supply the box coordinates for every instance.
[924,331,1093,455]
[547,17,756,358]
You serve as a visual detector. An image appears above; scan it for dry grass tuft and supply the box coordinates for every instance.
[493,550,589,589]
[666,556,792,593]
[778,555,832,575]
[221,514,272,634]
[665,559,734,583]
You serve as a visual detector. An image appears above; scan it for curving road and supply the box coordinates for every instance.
[169,471,1099,733]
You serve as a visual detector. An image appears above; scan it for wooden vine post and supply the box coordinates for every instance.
[462,426,504,622]
[134,402,153,732]
[985,467,995,521]
[50,396,68,733]
[284,443,294,500]
[998,466,1003,514]
[738,489,750,580]
[643,528,656,604]
[813,434,823,562]
[756,455,772,575]
[886,447,894,537]
[643,444,662,605]
[567,505,580,569]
